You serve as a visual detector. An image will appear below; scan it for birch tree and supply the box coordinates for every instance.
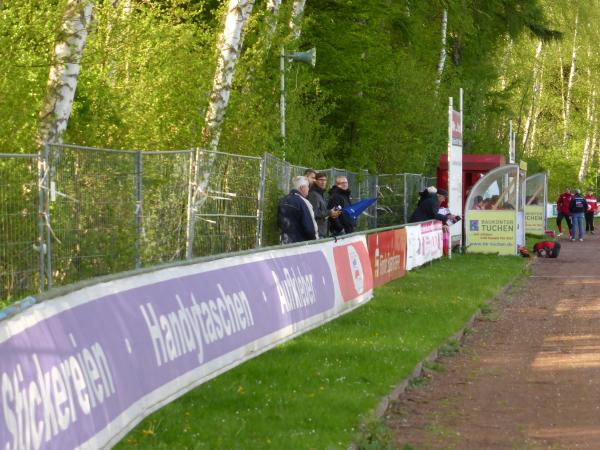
[578,47,596,182]
[37,0,94,146]
[522,40,543,155]
[187,0,255,258]
[563,12,579,147]
[289,0,307,40]
[200,0,255,151]
[434,8,448,90]
[265,0,282,52]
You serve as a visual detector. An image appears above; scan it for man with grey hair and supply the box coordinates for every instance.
[277,176,318,244]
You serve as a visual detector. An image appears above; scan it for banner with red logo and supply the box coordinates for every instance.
[332,236,374,302]
[0,235,374,450]
[406,221,444,270]
[367,229,407,287]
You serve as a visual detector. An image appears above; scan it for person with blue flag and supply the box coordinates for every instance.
[342,197,377,221]
[327,176,356,236]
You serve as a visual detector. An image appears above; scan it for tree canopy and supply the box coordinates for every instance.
[2,0,600,193]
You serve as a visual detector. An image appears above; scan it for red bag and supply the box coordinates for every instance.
[533,241,561,258]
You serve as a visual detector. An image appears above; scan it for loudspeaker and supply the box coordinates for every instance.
[287,48,316,67]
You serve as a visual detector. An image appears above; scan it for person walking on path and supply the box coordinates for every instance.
[556,187,573,238]
[569,188,587,241]
[584,189,597,234]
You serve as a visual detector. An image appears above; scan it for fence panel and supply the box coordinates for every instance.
[192,150,262,256]
[140,150,194,266]
[1,146,435,302]
[47,144,138,287]
[0,154,40,302]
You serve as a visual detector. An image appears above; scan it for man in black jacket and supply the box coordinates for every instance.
[409,187,456,223]
[308,172,341,238]
[327,176,356,236]
[278,176,318,244]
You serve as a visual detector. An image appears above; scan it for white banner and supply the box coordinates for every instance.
[405,221,444,270]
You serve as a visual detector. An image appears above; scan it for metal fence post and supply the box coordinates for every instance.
[37,152,46,292]
[403,173,408,223]
[256,153,268,248]
[185,148,198,259]
[134,151,142,269]
[43,144,53,289]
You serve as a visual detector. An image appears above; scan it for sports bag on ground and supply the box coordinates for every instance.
[533,241,561,258]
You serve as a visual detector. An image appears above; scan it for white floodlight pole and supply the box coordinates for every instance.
[280,46,287,159]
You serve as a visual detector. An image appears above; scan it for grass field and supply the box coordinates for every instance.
[116,252,527,450]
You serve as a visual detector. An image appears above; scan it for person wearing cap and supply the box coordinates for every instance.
[569,188,587,242]
[277,176,318,244]
[584,189,597,234]
[408,187,456,223]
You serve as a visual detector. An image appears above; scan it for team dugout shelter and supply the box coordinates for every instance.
[465,163,527,255]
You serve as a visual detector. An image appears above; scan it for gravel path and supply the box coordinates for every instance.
[387,234,600,449]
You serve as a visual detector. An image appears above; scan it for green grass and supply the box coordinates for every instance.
[116,253,526,450]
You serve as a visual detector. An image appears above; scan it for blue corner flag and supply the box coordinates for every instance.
[342,198,377,220]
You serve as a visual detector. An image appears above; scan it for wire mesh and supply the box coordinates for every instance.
[1,145,435,301]
[47,145,138,286]
[192,150,262,256]
[0,154,40,302]
[141,151,194,265]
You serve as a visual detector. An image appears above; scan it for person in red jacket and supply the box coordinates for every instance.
[585,189,598,234]
[556,187,573,237]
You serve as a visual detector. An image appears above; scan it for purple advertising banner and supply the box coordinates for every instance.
[0,247,338,450]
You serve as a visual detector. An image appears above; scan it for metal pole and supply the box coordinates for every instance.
[185,148,197,259]
[37,153,45,292]
[44,144,53,289]
[280,46,286,159]
[256,153,268,248]
[134,151,142,269]
[403,173,408,223]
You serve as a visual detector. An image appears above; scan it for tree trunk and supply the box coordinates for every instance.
[265,0,282,52]
[186,0,255,258]
[578,93,595,182]
[435,9,448,90]
[529,69,544,156]
[522,40,543,155]
[563,12,579,147]
[200,0,255,151]
[289,0,307,40]
[37,0,94,146]
[578,50,596,182]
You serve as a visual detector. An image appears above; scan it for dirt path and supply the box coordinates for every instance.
[387,233,600,450]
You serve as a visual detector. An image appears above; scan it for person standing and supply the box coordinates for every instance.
[327,176,356,236]
[409,187,455,223]
[277,176,318,244]
[569,189,587,242]
[584,189,597,234]
[303,169,316,187]
[307,172,340,238]
[556,187,573,238]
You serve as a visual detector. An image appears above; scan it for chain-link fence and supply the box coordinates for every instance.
[1,144,436,302]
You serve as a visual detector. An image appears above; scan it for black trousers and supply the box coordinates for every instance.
[556,212,572,231]
[585,211,595,231]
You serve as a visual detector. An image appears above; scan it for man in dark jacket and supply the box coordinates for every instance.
[327,176,356,236]
[308,172,340,238]
[569,188,588,241]
[409,187,455,223]
[278,176,318,244]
